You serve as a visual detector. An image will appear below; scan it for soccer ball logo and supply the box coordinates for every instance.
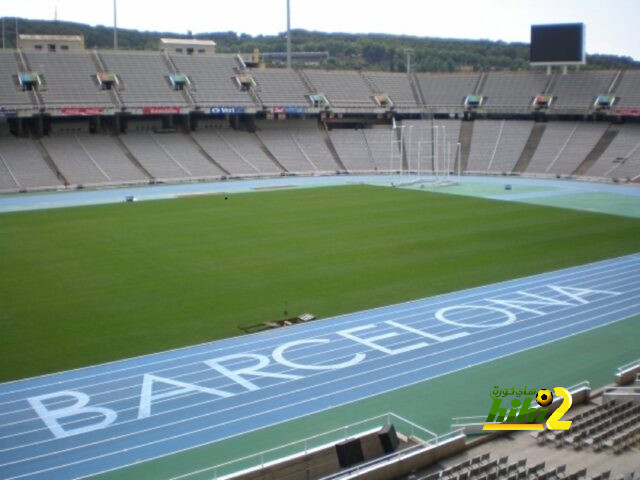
[536,388,553,407]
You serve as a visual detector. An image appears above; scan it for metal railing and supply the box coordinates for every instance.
[168,412,437,480]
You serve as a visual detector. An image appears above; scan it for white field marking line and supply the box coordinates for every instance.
[2,271,635,438]
[74,309,638,480]
[2,282,621,442]
[1,256,635,403]
[8,301,639,480]
[3,264,632,421]
[0,254,636,395]
[2,272,636,441]
[4,292,638,469]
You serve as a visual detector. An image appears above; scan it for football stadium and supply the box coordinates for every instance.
[0,4,639,480]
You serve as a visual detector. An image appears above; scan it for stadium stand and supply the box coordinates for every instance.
[0,136,60,191]
[98,51,186,107]
[149,132,225,178]
[551,71,618,109]
[304,70,377,108]
[0,51,35,109]
[1,44,640,192]
[401,119,462,173]
[289,124,341,172]
[24,51,114,107]
[192,129,261,176]
[363,71,421,109]
[525,122,609,176]
[72,133,149,183]
[482,72,549,108]
[255,119,338,173]
[328,129,377,172]
[588,124,640,180]
[613,71,640,108]
[251,69,311,107]
[363,127,402,171]
[40,134,115,186]
[416,73,481,107]
[119,133,195,181]
[403,119,434,172]
[170,54,255,107]
[256,120,319,173]
[466,120,534,174]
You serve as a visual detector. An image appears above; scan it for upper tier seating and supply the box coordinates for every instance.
[416,73,480,107]
[252,69,310,107]
[482,72,548,108]
[24,51,113,107]
[363,72,420,108]
[552,71,617,108]
[304,70,376,108]
[0,52,35,109]
[613,71,640,108]
[170,54,255,107]
[99,52,186,107]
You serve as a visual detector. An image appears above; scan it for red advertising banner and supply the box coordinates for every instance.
[616,108,640,117]
[60,107,104,116]
[142,106,182,115]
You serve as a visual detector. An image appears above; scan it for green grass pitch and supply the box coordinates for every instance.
[1,184,639,382]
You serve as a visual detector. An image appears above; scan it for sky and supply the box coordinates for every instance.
[3,0,639,60]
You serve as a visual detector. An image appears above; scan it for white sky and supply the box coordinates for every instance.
[4,0,640,60]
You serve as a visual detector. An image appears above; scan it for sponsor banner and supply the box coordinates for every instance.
[142,106,182,115]
[285,106,306,115]
[60,107,105,116]
[0,107,18,117]
[272,106,285,114]
[209,106,246,115]
[616,108,640,117]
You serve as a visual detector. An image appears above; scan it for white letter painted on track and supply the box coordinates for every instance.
[435,305,516,329]
[138,374,233,419]
[205,353,301,392]
[273,339,366,370]
[488,291,576,315]
[385,320,469,343]
[28,390,117,439]
[549,285,621,305]
[338,324,428,355]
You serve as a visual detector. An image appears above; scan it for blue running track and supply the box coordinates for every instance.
[0,254,639,479]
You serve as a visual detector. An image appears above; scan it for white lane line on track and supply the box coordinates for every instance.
[8,300,639,480]
[1,269,637,445]
[1,269,637,440]
[1,254,636,403]
[4,291,638,474]
[1,253,636,396]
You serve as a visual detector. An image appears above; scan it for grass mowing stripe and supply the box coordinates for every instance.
[1,185,639,381]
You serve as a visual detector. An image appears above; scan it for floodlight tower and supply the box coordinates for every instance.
[286,0,292,68]
[113,0,118,50]
[405,48,414,74]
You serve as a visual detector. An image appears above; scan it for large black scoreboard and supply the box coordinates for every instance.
[530,23,585,65]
